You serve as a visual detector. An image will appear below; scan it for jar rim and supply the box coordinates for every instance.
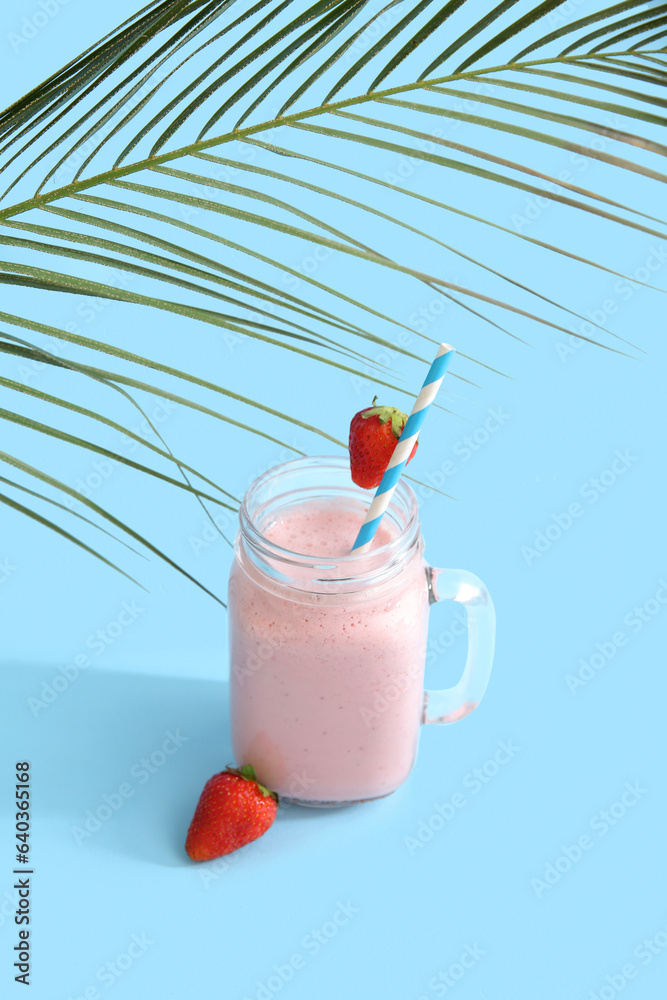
[238,455,420,583]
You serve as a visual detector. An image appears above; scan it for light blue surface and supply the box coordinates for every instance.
[1,4,666,1000]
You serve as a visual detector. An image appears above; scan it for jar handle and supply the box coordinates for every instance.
[423,567,495,725]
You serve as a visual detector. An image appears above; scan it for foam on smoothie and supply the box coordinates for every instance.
[260,497,398,558]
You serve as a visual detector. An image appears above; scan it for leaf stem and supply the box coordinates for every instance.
[0,48,657,221]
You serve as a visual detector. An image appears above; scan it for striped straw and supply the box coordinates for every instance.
[351,343,455,552]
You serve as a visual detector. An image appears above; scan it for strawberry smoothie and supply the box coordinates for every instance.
[229,497,430,804]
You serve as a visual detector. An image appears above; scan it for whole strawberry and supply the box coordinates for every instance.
[185,764,278,861]
[349,398,418,489]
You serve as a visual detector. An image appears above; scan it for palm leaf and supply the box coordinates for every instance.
[513,0,661,60]
[0,450,227,605]
[1,0,665,595]
[0,491,146,590]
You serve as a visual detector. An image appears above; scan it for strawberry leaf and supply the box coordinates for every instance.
[227,763,278,800]
[361,404,408,438]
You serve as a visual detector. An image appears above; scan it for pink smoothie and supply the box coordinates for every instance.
[229,498,429,804]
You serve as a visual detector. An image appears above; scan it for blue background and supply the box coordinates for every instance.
[1,3,666,999]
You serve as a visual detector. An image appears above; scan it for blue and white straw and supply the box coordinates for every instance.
[351,343,455,553]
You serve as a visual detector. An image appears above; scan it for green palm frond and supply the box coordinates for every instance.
[1,0,665,598]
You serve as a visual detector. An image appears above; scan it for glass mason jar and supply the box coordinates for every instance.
[228,456,495,806]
